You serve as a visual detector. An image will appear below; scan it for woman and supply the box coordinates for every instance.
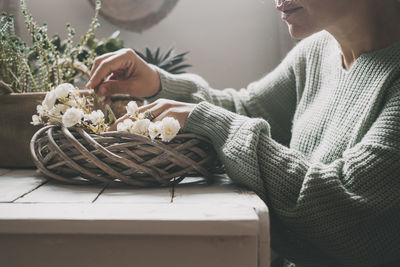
[86,0,400,266]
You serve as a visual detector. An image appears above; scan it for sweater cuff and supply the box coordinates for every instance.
[146,65,198,103]
[184,101,252,148]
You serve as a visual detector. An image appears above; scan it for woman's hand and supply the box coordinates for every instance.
[108,99,196,131]
[86,48,161,103]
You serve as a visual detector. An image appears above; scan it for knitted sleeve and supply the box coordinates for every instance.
[146,45,303,145]
[183,85,400,266]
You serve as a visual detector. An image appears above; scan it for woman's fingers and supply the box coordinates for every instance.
[107,100,195,132]
[137,102,158,114]
[152,109,169,122]
[107,113,131,131]
[87,54,129,89]
[97,79,134,96]
[139,100,193,128]
[89,52,114,77]
[107,102,159,131]
[138,99,174,119]
[87,48,161,99]
[87,49,136,90]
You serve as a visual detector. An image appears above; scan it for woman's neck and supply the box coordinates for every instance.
[326,1,400,70]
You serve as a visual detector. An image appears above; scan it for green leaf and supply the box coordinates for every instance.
[158,61,173,70]
[109,30,120,39]
[105,104,116,124]
[161,48,173,62]
[167,64,192,74]
[134,49,146,60]
[175,51,190,58]
[50,34,61,50]
[145,47,154,63]
[154,47,160,62]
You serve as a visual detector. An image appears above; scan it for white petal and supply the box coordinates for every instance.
[126,101,139,117]
[148,121,162,140]
[42,91,57,109]
[54,83,74,99]
[132,119,150,136]
[31,115,41,126]
[62,108,84,128]
[160,117,180,142]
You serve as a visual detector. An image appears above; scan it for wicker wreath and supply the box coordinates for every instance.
[30,125,219,187]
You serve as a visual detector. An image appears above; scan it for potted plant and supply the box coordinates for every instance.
[0,0,191,168]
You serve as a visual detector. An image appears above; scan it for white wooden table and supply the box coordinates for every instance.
[0,169,270,267]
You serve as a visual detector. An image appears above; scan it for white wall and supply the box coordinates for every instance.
[15,0,290,89]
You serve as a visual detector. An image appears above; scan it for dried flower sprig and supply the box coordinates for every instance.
[116,101,181,142]
[32,83,109,134]
[32,89,179,141]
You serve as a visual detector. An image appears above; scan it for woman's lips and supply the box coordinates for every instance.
[282,6,302,14]
[280,6,303,20]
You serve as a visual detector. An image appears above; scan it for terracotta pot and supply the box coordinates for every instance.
[0,92,142,168]
[0,92,45,168]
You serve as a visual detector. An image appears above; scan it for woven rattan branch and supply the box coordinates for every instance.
[30,125,219,187]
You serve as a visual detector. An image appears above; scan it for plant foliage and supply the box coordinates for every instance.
[0,0,191,95]
[135,47,191,75]
[0,0,124,94]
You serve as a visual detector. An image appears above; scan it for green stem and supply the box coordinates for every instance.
[74,0,101,63]
[22,57,38,90]
[0,80,14,94]
[38,40,51,90]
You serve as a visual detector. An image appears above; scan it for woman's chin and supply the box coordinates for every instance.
[287,24,315,40]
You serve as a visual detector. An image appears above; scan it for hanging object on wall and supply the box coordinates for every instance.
[88,0,179,32]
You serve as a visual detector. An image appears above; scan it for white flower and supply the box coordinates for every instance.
[126,101,139,117]
[70,90,81,98]
[58,104,69,114]
[54,83,74,99]
[66,96,86,108]
[116,119,134,132]
[116,123,126,132]
[132,119,150,136]
[85,110,104,125]
[148,121,162,140]
[66,99,77,108]
[160,117,180,142]
[31,114,41,126]
[62,107,84,128]
[42,90,57,109]
[49,104,68,117]
[36,105,45,117]
[77,96,86,106]
[67,91,86,107]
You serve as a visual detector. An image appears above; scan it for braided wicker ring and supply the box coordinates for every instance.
[30,125,218,187]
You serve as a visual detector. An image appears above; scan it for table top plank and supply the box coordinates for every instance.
[174,175,270,267]
[0,169,47,202]
[0,168,11,176]
[15,180,106,203]
[96,185,172,204]
[172,175,251,205]
[0,203,259,236]
[242,191,271,267]
[0,170,270,266]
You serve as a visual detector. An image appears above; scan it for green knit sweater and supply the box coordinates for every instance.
[148,31,400,266]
